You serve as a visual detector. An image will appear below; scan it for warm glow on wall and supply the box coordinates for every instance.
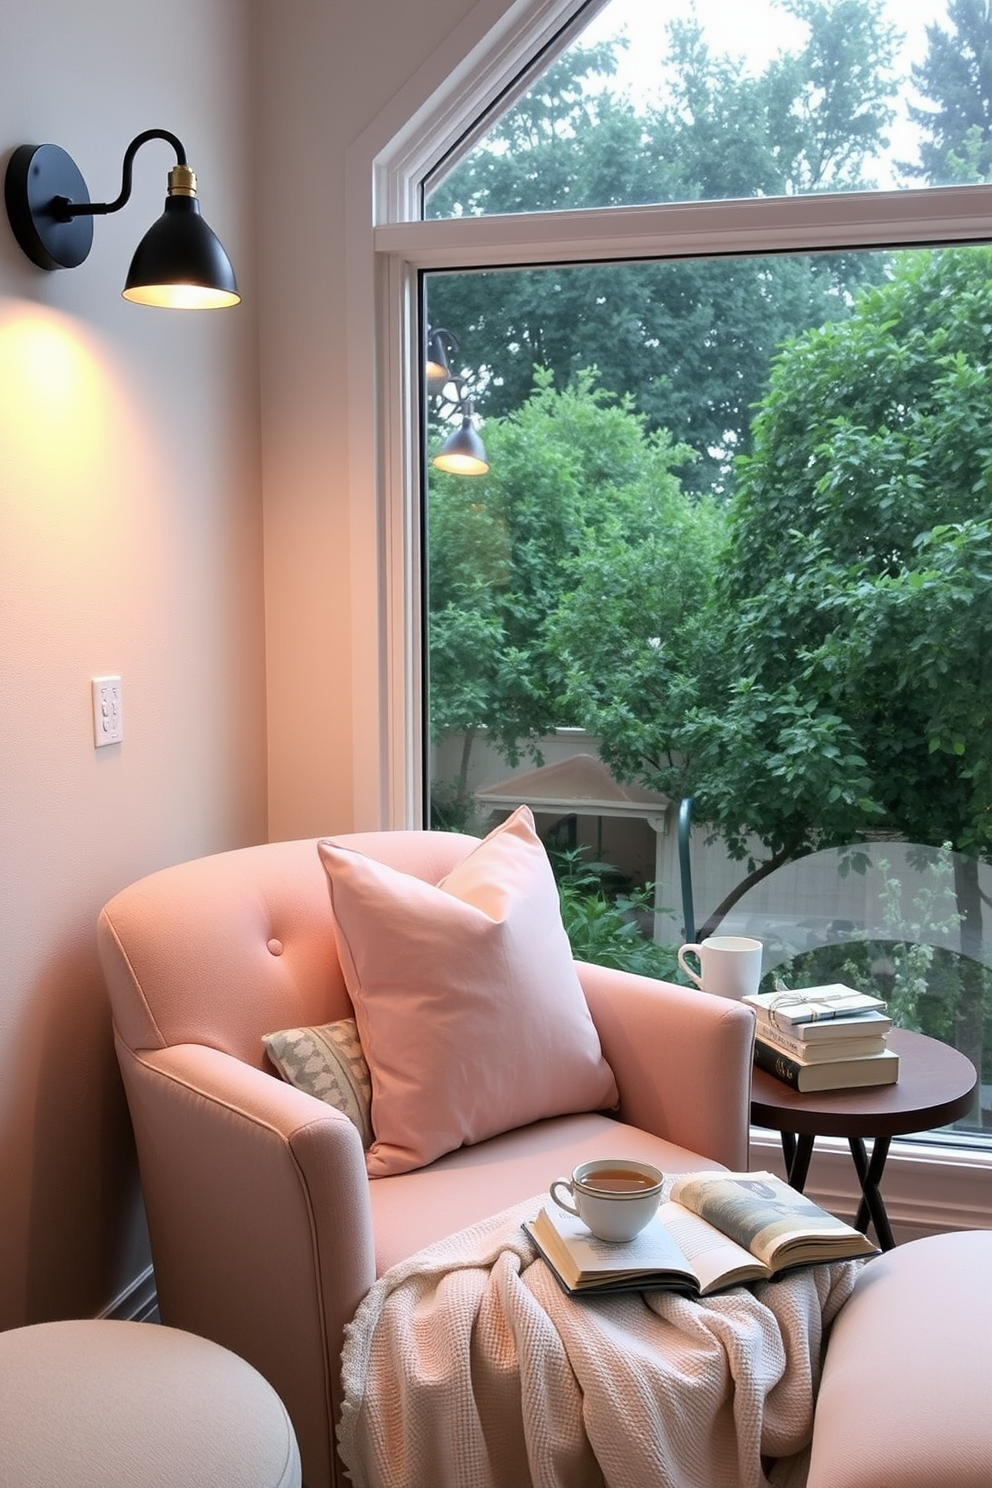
[0,309,112,483]
[0,304,151,594]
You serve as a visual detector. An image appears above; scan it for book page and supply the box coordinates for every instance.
[669,1171,869,1268]
[532,1204,696,1286]
[656,1203,767,1294]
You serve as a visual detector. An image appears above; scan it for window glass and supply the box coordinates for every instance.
[416,0,992,1145]
[425,0,991,217]
[424,242,992,1141]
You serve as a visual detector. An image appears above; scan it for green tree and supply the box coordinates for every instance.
[426,0,897,494]
[549,249,992,895]
[428,370,695,811]
[713,248,991,1080]
[545,246,992,1077]
[723,247,992,863]
[547,466,726,808]
[906,0,992,183]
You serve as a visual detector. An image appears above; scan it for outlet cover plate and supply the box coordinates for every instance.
[92,675,123,747]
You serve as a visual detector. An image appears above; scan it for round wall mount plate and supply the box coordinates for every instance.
[4,143,94,271]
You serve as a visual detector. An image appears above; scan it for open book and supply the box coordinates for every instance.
[525,1169,878,1297]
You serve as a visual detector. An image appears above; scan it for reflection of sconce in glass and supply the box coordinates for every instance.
[432,387,489,476]
[425,326,458,391]
[4,129,239,308]
[426,325,489,476]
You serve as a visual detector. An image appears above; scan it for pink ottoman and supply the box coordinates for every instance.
[0,1318,301,1488]
[808,1230,992,1488]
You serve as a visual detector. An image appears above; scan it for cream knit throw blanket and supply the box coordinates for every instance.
[338,1195,861,1488]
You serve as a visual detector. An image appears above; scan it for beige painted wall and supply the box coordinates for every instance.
[0,0,265,1324]
[255,0,507,840]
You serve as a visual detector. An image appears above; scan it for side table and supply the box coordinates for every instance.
[750,1028,977,1250]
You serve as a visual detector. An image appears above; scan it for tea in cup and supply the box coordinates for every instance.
[677,935,763,1000]
[550,1158,664,1242]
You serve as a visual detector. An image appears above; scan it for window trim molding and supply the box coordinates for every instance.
[378,184,992,266]
[368,184,991,827]
[373,0,607,225]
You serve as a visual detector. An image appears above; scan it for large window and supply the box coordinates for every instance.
[371,0,992,1144]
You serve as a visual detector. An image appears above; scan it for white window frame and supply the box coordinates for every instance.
[347,0,991,832]
[343,0,992,1215]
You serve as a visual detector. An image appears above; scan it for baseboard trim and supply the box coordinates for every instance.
[99,1264,159,1323]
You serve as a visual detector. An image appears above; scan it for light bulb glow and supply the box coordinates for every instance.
[432,449,489,476]
[122,282,241,309]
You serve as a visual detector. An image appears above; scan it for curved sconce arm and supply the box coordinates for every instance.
[51,129,188,220]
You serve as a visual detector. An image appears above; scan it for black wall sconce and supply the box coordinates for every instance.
[4,129,239,309]
[426,325,489,476]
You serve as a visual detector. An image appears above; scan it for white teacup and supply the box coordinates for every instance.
[550,1158,664,1242]
[677,935,763,1000]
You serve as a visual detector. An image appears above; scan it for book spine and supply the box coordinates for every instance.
[754,1012,892,1044]
[753,1022,883,1061]
[753,1020,812,1059]
[753,1037,805,1088]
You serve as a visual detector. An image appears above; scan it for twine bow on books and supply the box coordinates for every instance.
[766,985,863,1027]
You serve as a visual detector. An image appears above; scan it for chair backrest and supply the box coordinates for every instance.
[98,831,479,1069]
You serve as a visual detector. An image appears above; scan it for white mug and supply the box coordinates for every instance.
[550,1158,664,1242]
[677,935,763,1000]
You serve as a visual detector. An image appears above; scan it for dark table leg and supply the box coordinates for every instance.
[780,1130,895,1250]
[779,1132,814,1192]
[848,1134,895,1251]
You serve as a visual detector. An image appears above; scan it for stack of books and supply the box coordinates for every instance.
[744,984,898,1091]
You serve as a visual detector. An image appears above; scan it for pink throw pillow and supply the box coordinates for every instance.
[317,805,619,1177]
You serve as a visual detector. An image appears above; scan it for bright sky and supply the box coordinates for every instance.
[581,0,946,185]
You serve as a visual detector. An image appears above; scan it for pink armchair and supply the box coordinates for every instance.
[98,829,754,1488]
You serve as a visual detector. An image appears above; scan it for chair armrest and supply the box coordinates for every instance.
[115,1038,374,1488]
[577,961,755,1171]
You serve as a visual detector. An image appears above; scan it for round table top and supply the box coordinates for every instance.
[750,1027,978,1139]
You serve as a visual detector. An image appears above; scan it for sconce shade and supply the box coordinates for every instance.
[123,195,239,308]
[432,413,490,476]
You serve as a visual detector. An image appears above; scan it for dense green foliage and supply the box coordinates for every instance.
[723,248,992,865]
[907,0,992,182]
[429,368,697,795]
[533,247,992,912]
[552,849,682,980]
[431,244,992,871]
[426,0,896,493]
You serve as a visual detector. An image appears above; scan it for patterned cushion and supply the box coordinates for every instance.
[262,1017,374,1149]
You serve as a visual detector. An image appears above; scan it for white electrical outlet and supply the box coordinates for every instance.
[92,675,123,747]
